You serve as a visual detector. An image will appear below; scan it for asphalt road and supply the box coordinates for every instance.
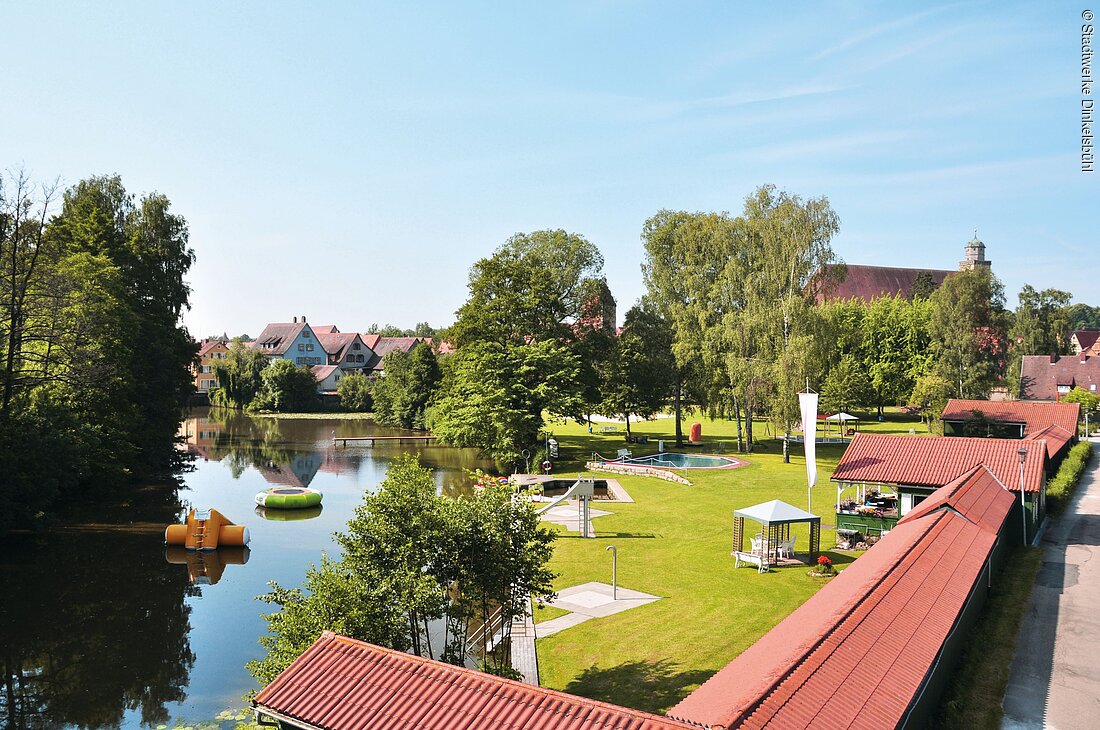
[1002,437,1100,730]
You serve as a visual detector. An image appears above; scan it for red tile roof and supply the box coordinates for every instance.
[1020,354,1100,401]
[252,321,310,356]
[198,339,229,357]
[831,433,1045,492]
[898,464,1017,532]
[363,336,431,371]
[942,399,1079,458]
[669,467,1013,730]
[253,631,694,730]
[815,264,954,304]
[942,399,1079,437]
[1073,329,1100,352]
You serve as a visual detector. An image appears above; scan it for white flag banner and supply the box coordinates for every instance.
[799,391,818,488]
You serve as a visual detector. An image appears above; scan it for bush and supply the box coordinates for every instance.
[250,360,318,413]
[338,372,372,412]
[1047,440,1094,514]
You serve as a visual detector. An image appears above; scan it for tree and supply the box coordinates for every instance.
[599,299,675,435]
[928,268,1007,399]
[908,373,953,434]
[250,456,557,683]
[1066,303,1100,330]
[251,359,317,412]
[372,343,441,429]
[1007,285,1072,392]
[1063,386,1100,414]
[861,295,934,416]
[337,371,372,412]
[820,354,872,413]
[210,338,266,408]
[0,171,195,525]
[432,230,601,465]
[573,277,618,424]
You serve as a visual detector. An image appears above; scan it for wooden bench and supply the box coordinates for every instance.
[732,551,769,573]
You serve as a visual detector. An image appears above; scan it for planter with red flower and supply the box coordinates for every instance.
[809,555,835,578]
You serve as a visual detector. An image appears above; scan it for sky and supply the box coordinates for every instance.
[2,1,1096,337]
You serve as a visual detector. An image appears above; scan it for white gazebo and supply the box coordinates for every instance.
[823,412,860,439]
[732,499,822,568]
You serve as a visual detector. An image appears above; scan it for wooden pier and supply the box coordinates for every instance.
[332,434,437,447]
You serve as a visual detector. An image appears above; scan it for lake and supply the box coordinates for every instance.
[0,408,494,729]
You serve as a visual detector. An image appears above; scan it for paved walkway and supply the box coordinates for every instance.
[536,581,661,637]
[1003,437,1100,729]
[509,600,539,686]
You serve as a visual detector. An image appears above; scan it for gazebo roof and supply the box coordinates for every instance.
[824,412,859,421]
[734,500,820,524]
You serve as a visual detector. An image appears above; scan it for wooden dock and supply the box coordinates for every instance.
[332,434,436,447]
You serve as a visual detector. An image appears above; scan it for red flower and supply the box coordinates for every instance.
[817,555,832,566]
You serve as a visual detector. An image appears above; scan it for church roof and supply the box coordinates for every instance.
[815,264,954,303]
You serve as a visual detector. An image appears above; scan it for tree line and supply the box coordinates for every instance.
[382,184,1097,465]
[0,171,195,529]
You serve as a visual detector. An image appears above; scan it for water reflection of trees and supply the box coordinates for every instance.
[180,408,494,493]
[0,530,196,729]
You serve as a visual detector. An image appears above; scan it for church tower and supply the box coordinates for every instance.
[960,229,992,271]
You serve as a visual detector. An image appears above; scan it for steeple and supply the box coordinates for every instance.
[960,228,991,271]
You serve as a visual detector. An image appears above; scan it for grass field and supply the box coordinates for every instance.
[534,409,929,713]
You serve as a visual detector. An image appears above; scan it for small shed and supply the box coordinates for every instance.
[732,500,821,566]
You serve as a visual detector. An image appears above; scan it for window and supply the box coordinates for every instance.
[306,343,314,351]
[353,343,360,351]
[346,355,353,362]
[298,344,304,351]
[303,330,310,338]
[1058,385,1071,394]
[1092,384,1097,392]
[356,354,364,363]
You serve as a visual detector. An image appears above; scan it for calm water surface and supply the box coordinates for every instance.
[0,408,493,729]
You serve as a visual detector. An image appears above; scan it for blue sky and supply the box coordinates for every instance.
[3,1,1096,336]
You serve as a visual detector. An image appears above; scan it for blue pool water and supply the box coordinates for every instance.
[618,452,738,469]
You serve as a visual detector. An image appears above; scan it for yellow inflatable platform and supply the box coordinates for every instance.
[164,508,250,551]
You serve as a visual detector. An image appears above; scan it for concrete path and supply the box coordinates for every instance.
[536,581,661,637]
[1003,437,1100,730]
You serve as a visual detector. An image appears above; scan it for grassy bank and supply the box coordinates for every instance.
[534,410,926,713]
[931,546,1044,729]
[249,411,375,420]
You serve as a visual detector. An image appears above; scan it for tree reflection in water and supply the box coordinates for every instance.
[0,529,196,729]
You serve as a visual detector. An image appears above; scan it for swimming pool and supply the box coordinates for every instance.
[614,452,742,469]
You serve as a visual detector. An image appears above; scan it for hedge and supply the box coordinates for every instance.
[1047,440,1094,514]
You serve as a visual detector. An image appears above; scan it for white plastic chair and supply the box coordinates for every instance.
[778,536,797,560]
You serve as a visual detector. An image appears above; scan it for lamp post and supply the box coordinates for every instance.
[1018,447,1029,544]
[605,545,617,600]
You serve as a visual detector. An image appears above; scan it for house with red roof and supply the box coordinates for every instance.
[831,433,1046,539]
[1020,353,1100,402]
[1071,329,1100,356]
[942,399,1079,465]
[362,334,433,374]
[252,317,326,369]
[669,465,1017,730]
[193,338,230,392]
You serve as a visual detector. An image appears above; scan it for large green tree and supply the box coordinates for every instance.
[643,186,841,457]
[928,268,1007,399]
[250,456,556,682]
[251,359,318,412]
[210,337,266,409]
[432,230,600,465]
[599,299,676,436]
[1007,285,1072,392]
[0,172,194,526]
[372,343,442,429]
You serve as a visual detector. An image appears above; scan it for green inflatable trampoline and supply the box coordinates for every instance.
[254,486,323,510]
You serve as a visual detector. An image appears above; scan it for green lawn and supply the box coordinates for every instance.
[534,410,928,714]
